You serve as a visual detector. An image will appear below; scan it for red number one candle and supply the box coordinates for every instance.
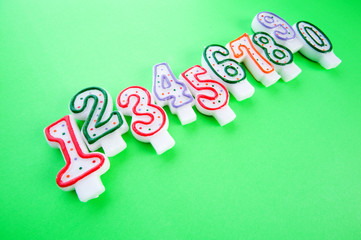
[44,115,110,202]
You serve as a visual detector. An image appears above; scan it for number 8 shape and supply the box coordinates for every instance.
[70,87,129,157]
[201,44,255,101]
[252,32,302,82]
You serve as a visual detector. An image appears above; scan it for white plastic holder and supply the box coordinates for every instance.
[171,104,197,125]
[149,130,176,155]
[292,23,341,69]
[212,105,236,126]
[274,62,302,82]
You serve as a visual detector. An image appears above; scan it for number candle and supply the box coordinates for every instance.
[179,65,236,126]
[152,62,196,125]
[69,87,129,157]
[293,21,341,69]
[252,32,302,82]
[226,33,281,87]
[44,115,110,202]
[117,86,175,155]
[251,11,303,53]
[201,44,255,101]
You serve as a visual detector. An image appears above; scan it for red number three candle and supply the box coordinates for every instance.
[44,115,110,202]
[117,86,175,155]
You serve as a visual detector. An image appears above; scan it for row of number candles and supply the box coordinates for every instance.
[44,12,341,202]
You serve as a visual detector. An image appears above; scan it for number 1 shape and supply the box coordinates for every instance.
[226,33,281,87]
[201,44,255,101]
[152,62,196,125]
[44,115,110,202]
[179,65,236,126]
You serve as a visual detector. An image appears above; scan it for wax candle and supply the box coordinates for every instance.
[44,115,110,202]
[179,65,236,126]
[251,11,303,53]
[117,86,175,155]
[69,87,129,157]
[293,21,341,69]
[201,44,255,101]
[226,33,281,87]
[152,62,196,125]
[252,32,302,82]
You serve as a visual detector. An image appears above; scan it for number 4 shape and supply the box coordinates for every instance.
[152,62,197,125]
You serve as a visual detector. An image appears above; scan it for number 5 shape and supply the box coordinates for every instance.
[179,65,236,126]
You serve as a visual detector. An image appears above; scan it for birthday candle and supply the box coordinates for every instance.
[44,115,110,202]
[179,65,236,126]
[251,11,303,53]
[293,21,341,69]
[152,62,196,125]
[252,32,302,82]
[226,33,281,87]
[201,44,255,101]
[69,87,129,157]
[117,86,175,155]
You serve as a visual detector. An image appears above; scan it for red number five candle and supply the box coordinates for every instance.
[179,65,236,126]
[117,86,175,155]
[44,115,110,202]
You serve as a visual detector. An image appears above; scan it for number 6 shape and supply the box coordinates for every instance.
[201,44,255,101]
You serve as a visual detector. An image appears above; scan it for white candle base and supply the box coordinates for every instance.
[260,71,280,87]
[176,105,197,125]
[227,79,255,101]
[74,173,105,202]
[213,105,236,126]
[279,38,303,54]
[99,129,127,157]
[276,62,302,82]
[150,130,175,155]
[318,51,342,69]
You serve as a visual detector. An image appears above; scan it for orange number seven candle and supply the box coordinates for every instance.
[226,33,281,87]
[44,115,110,202]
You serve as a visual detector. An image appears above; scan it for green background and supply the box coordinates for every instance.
[1,0,360,239]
